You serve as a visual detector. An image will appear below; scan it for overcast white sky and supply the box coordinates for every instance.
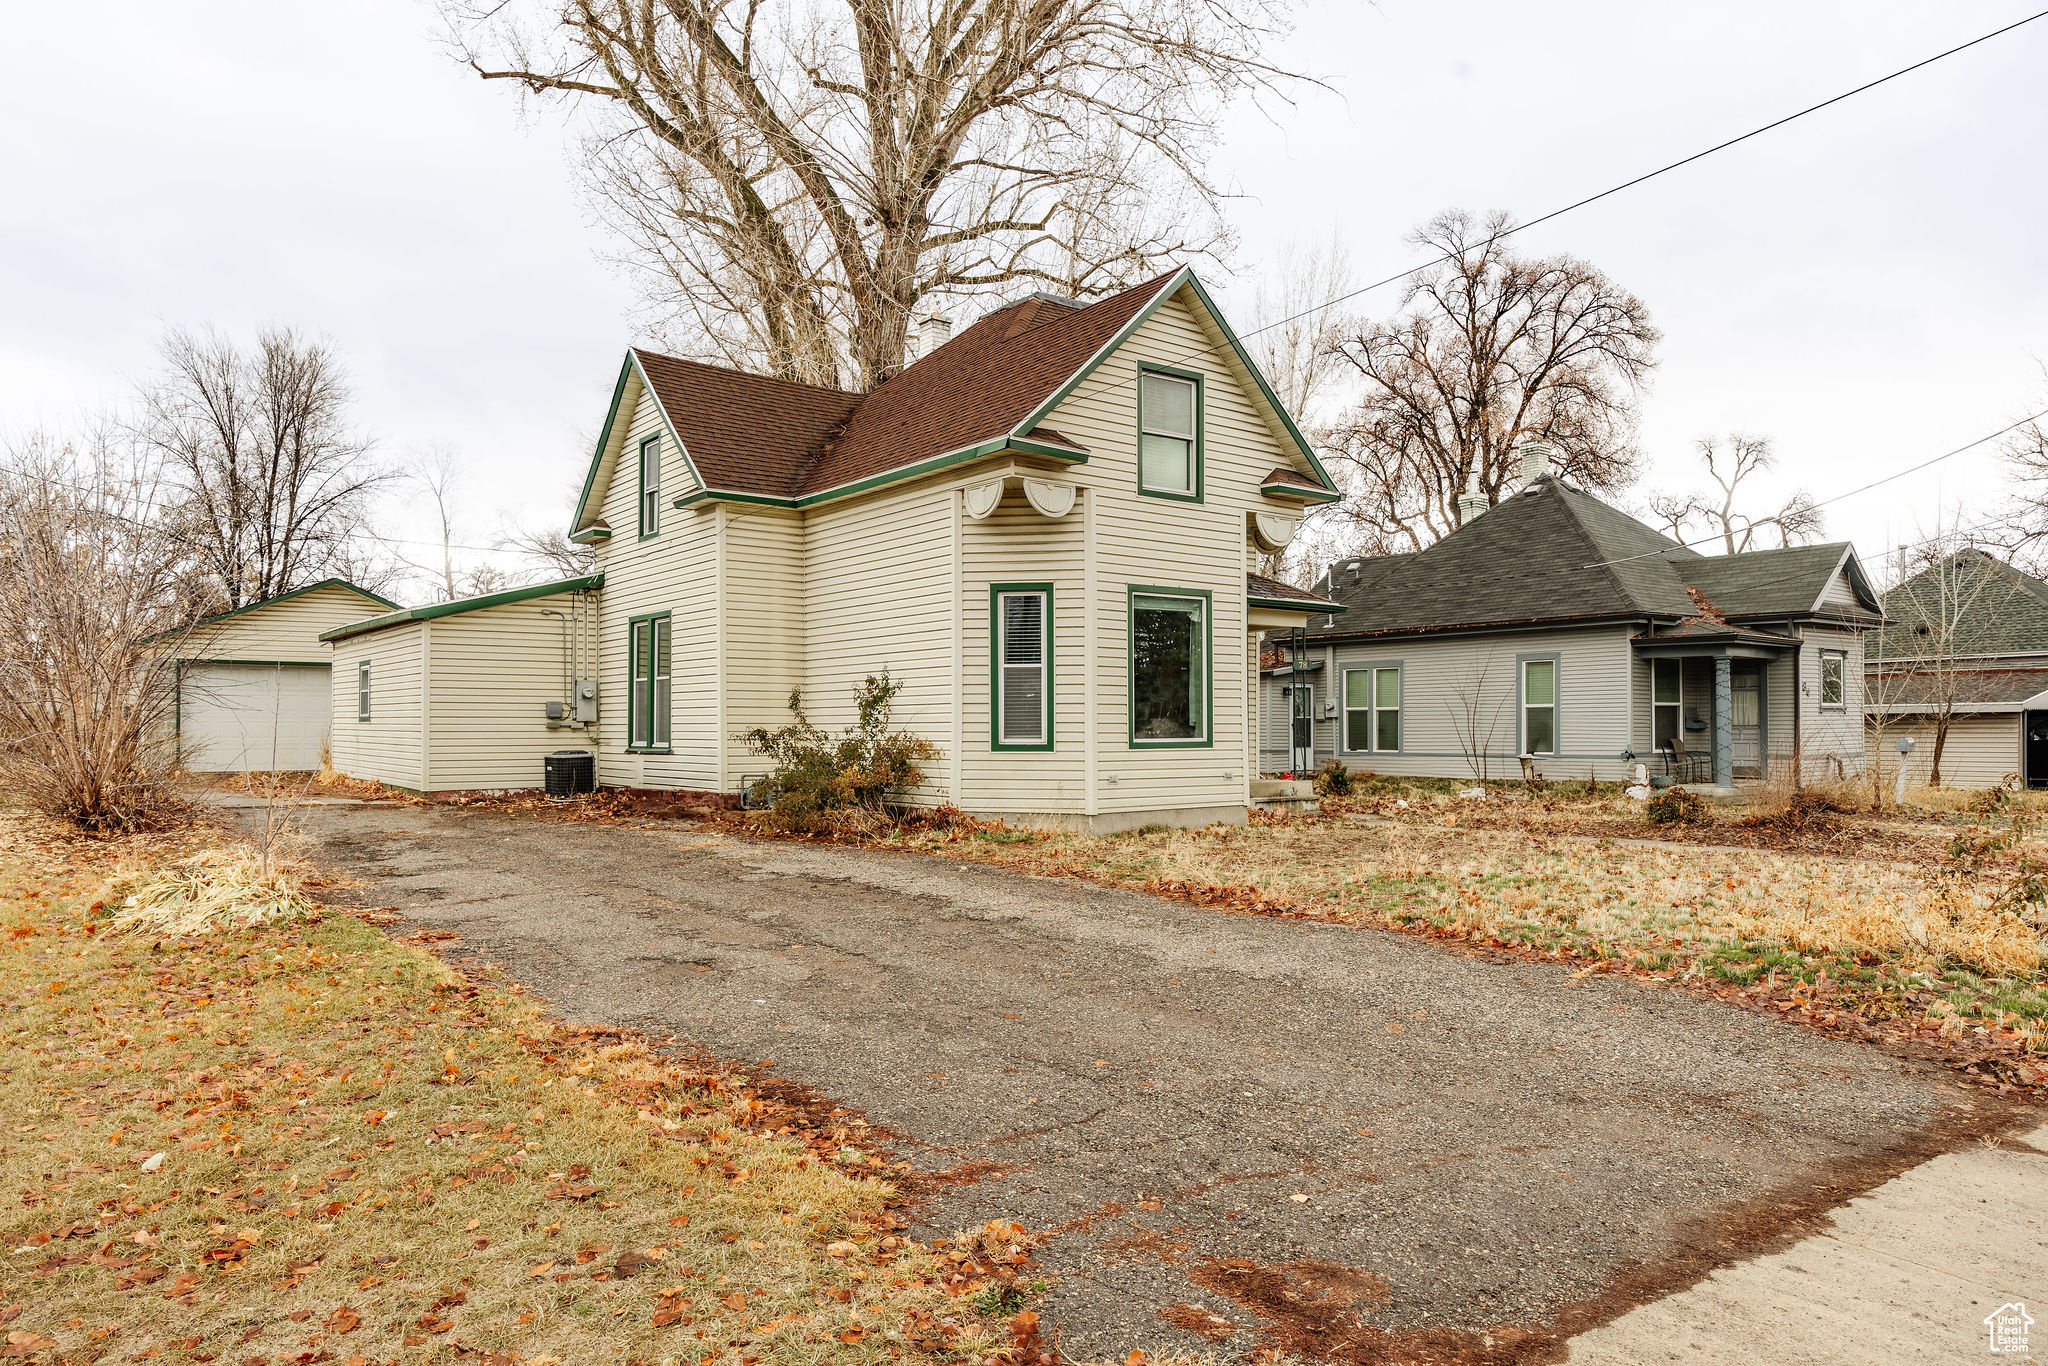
[3,1,2044,591]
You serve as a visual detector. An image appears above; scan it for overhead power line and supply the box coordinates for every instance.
[1580,408,2048,569]
[1053,7,2048,413]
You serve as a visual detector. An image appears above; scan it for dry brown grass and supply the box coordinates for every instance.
[0,814,1017,1364]
[842,789,2048,1053]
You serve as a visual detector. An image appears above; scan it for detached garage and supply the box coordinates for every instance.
[172,580,397,772]
[321,575,602,795]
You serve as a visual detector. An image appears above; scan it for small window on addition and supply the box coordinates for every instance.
[993,586,1051,749]
[1523,658,1556,756]
[1821,650,1846,709]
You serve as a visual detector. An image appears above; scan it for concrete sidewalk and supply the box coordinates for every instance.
[1566,1123,2048,1364]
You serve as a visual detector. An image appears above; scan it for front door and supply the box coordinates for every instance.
[1290,683,1314,774]
[1731,670,1762,780]
[2027,711,2048,788]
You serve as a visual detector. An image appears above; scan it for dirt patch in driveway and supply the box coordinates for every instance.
[274,800,2037,1362]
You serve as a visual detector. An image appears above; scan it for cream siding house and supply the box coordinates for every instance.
[1264,449,1882,788]
[550,269,1343,829]
[321,578,602,794]
[169,579,396,772]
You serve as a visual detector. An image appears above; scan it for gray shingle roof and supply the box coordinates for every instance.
[1681,543,1864,619]
[1290,478,1878,642]
[1296,477,1697,639]
[1876,550,2048,658]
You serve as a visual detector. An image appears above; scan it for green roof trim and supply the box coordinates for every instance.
[319,575,604,644]
[569,352,713,538]
[1009,268,1340,501]
[1250,593,1346,614]
[1261,477,1342,504]
[196,578,398,627]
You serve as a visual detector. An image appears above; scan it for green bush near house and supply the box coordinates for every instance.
[741,671,939,835]
[1315,758,1354,797]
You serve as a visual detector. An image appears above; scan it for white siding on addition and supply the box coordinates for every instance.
[328,627,425,790]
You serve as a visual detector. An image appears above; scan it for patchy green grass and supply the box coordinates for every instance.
[0,815,1024,1364]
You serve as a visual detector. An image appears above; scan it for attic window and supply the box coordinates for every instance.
[638,436,662,538]
[1138,369,1202,500]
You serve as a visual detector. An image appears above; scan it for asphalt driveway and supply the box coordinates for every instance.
[278,801,2003,1361]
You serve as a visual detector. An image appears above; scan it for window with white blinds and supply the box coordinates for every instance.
[1138,369,1200,498]
[638,436,661,537]
[992,586,1051,749]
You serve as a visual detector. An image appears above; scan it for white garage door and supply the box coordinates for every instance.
[180,664,333,772]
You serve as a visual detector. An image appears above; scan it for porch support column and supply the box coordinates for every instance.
[1712,655,1734,788]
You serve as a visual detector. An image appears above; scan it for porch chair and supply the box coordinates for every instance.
[1660,734,1710,783]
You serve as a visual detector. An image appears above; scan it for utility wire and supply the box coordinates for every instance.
[1052,7,2048,415]
[1579,408,2048,569]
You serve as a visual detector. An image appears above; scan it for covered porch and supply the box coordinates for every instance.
[1633,621,1796,791]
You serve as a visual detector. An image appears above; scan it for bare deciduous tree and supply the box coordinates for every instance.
[1244,232,1355,582]
[405,445,464,602]
[0,430,193,830]
[497,516,600,582]
[1993,370,2048,570]
[1321,209,1659,550]
[1870,528,2028,789]
[444,0,1305,390]
[139,326,388,609]
[1647,433,1823,553]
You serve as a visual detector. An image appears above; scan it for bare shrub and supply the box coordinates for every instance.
[1643,787,1709,826]
[0,432,195,830]
[741,673,939,834]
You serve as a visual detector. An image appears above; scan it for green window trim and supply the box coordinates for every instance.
[1127,585,1213,748]
[638,435,661,540]
[628,612,672,752]
[1135,363,1204,502]
[356,661,371,722]
[990,583,1055,751]
[1819,649,1847,710]
[1518,653,1560,758]
[1339,662,1403,755]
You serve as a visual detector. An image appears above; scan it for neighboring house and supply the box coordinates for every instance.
[321,268,1344,824]
[321,577,602,795]
[170,579,397,772]
[1866,549,2048,788]
[1261,445,1883,786]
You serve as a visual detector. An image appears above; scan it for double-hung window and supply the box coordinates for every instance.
[1652,659,1681,751]
[991,585,1052,749]
[1130,589,1209,745]
[1521,658,1557,756]
[638,435,661,537]
[356,662,371,722]
[1343,666,1400,752]
[630,614,671,750]
[1820,650,1846,710]
[1137,369,1200,499]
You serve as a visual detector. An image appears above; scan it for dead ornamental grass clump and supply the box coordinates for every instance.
[93,844,322,937]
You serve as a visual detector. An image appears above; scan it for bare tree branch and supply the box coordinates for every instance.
[1647,433,1823,554]
[442,0,1307,390]
[1320,209,1660,551]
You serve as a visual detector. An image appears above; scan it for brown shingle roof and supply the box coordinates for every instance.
[1247,572,1345,613]
[1260,467,1326,490]
[631,350,861,501]
[623,271,1193,504]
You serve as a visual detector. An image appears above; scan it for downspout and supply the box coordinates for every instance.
[1791,624,1803,788]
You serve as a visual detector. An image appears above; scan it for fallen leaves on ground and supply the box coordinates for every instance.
[0,811,1022,1363]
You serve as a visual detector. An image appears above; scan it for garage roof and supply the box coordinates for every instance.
[320,575,604,644]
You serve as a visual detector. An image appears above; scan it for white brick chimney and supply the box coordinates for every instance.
[1456,468,1487,524]
[916,313,952,359]
[1518,439,1555,486]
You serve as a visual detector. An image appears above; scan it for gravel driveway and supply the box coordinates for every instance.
[281,801,2004,1361]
